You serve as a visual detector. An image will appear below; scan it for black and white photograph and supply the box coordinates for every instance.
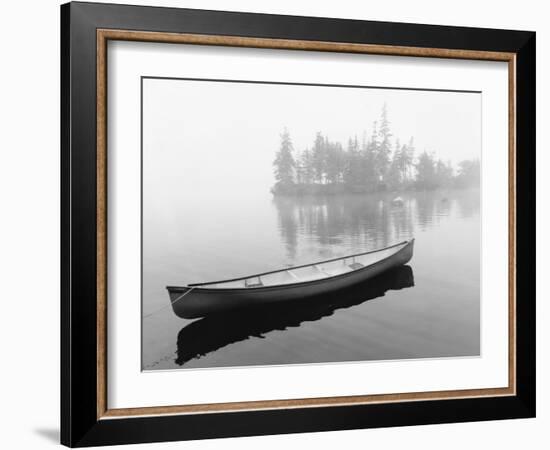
[51,0,541,446]
[142,77,481,370]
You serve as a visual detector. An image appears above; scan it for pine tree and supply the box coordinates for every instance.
[375,104,392,186]
[311,132,326,184]
[344,136,362,188]
[325,140,345,184]
[386,144,402,191]
[295,151,305,185]
[415,151,437,190]
[362,121,378,190]
[405,137,416,181]
[272,128,296,192]
[298,149,314,185]
[392,139,405,185]
[435,159,454,188]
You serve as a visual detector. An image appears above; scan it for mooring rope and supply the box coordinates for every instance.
[142,287,195,319]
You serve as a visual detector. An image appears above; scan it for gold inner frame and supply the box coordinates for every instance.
[96,29,517,420]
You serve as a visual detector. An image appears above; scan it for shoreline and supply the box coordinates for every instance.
[271,184,480,197]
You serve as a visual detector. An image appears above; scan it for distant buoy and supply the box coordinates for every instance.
[391,196,404,206]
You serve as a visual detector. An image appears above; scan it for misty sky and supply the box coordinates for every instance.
[142,78,481,196]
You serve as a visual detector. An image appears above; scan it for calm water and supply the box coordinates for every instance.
[142,189,480,370]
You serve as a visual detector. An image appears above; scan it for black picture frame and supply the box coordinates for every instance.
[61,1,535,447]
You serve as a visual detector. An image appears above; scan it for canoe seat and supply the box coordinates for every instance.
[245,277,263,288]
[349,262,364,270]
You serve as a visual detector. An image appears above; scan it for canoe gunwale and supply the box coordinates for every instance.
[167,239,413,294]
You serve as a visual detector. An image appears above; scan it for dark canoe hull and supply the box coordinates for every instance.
[167,240,414,319]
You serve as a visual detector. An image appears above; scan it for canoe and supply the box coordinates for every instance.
[174,265,414,366]
[167,239,414,319]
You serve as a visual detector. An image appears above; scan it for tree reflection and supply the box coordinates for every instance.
[272,190,478,263]
[415,191,452,229]
[273,193,417,261]
[272,196,298,260]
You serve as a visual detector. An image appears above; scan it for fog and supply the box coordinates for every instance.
[142,78,480,196]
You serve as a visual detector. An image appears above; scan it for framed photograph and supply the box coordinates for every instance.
[61,2,535,447]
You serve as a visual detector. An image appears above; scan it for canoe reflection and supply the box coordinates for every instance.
[175,265,414,366]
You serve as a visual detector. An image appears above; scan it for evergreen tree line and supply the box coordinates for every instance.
[272,105,480,195]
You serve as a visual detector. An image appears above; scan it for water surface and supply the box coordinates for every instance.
[142,189,480,370]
